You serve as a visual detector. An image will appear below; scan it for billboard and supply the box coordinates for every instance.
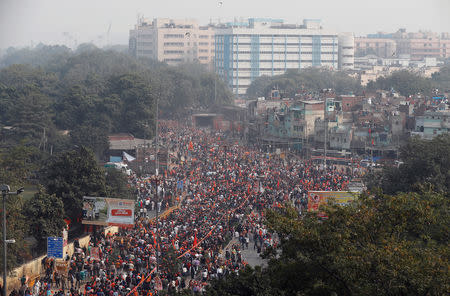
[82,197,135,227]
[307,191,358,216]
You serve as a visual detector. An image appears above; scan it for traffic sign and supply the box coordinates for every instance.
[47,237,63,259]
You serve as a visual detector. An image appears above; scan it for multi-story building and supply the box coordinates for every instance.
[355,37,397,58]
[356,30,450,60]
[414,111,450,139]
[214,18,352,96]
[129,18,215,69]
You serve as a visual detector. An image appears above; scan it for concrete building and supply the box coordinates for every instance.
[338,33,355,70]
[129,18,215,69]
[355,37,396,58]
[414,111,450,139]
[214,18,351,96]
[355,30,450,61]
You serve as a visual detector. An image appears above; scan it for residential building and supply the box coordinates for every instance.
[338,33,355,70]
[214,18,351,96]
[355,30,450,61]
[355,37,396,58]
[414,111,450,139]
[129,18,215,69]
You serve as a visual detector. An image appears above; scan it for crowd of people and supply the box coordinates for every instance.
[22,122,355,296]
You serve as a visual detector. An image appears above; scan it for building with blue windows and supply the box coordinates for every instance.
[214,18,354,96]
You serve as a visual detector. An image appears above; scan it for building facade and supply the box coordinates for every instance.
[355,37,397,58]
[356,30,450,60]
[214,19,351,96]
[414,111,450,139]
[129,18,215,69]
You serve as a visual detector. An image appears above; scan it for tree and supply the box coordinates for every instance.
[209,191,449,295]
[24,186,66,249]
[431,65,450,92]
[0,192,30,270]
[40,146,106,223]
[70,125,109,160]
[367,70,434,96]
[105,168,133,199]
[0,144,37,186]
[246,68,361,98]
[204,266,280,296]
[366,135,450,195]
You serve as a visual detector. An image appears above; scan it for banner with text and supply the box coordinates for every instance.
[307,191,358,217]
[82,197,135,227]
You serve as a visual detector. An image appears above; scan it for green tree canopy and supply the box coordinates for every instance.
[207,191,449,295]
[431,65,450,92]
[40,146,106,223]
[105,168,133,200]
[24,186,66,249]
[246,68,361,98]
[366,135,450,195]
[366,70,434,97]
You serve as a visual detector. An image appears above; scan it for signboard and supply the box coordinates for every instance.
[82,197,135,227]
[63,228,68,247]
[47,237,63,259]
[107,198,135,227]
[90,247,100,260]
[55,260,69,274]
[308,191,358,216]
[154,276,163,291]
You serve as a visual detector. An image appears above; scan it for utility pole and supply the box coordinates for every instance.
[155,89,160,177]
[324,118,327,169]
[2,187,6,296]
[1,185,24,296]
[214,73,217,105]
[154,86,160,273]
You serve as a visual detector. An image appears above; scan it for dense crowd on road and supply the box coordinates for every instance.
[22,122,354,296]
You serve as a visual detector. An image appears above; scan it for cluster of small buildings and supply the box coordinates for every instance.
[355,30,450,85]
[243,89,449,161]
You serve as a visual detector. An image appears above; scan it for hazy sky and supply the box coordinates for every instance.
[1,0,450,49]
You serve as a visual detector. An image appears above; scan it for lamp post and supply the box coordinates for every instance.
[1,185,24,296]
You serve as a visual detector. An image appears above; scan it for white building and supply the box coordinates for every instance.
[214,18,354,96]
[338,33,354,70]
[129,18,215,69]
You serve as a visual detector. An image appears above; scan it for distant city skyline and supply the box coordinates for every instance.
[1,0,450,49]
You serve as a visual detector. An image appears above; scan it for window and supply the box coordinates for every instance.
[164,58,183,62]
[138,42,152,46]
[164,50,183,54]
[164,34,184,38]
[164,42,184,46]
[138,50,153,54]
[199,42,209,46]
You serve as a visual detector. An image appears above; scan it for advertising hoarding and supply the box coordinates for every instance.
[82,197,135,227]
[307,191,358,216]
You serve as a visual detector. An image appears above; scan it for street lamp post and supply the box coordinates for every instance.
[1,185,24,296]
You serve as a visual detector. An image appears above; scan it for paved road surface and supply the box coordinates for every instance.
[224,238,267,268]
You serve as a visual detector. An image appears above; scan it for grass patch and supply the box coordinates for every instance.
[21,183,39,201]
